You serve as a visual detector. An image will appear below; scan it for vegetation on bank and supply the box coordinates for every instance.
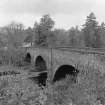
[0,47,26,67]
[0,57,104,105]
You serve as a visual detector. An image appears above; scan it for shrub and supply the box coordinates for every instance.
[0,75,42,105]
[0,47,26,67]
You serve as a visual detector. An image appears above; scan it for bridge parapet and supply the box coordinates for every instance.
[25,46,105,55]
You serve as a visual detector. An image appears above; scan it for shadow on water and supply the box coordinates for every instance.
[29,72,47,86]
[24,53,31,63]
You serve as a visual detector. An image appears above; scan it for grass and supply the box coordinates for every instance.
[0,75,42,105]
[0,62,104,105]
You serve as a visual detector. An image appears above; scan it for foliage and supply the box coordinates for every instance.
[0,22,25,48]
[24,27,34,43]
[53,29,69,47]
[82,12,102,48]
[98,22,105,47]
[34,14,55,46]
[0,75,42,105]
[68,26,84,47]
[0,47,26,67]
[0,12,105,48]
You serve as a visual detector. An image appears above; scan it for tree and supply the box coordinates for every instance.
[40,14,54,31]
[53,29,69,47]
[98,22,105,48]
[24,27,34,43]
[68,26,84,47]
[7,21,24,31]
[82,12,101,48]
[68,27,77,46]
[34,14,55,46]
[5,22,25,47]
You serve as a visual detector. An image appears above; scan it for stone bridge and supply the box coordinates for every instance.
[24,47,105,83]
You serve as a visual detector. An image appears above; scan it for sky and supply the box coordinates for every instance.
[0,0,105,29]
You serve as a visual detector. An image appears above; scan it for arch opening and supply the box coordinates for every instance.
[35,56,47,72]
[53,65,79,83]
[24,53,31,63]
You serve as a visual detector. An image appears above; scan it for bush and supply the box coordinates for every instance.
[0,47,26,67]
[0,75,42,105]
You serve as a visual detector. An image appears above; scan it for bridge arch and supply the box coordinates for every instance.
[53,65,79,83]
[24,53,31,63]
[35,55,47,72]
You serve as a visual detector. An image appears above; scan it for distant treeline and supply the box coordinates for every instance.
[0,12,105,48]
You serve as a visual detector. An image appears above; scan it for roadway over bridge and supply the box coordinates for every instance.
[24,46,105,83]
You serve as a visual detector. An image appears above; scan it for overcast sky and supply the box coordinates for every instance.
[0,0,105,29]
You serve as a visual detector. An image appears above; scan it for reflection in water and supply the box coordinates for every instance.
[29,72,47,86]
[24,53,31,63]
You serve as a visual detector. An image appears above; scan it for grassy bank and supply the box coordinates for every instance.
[0,61,104,105]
